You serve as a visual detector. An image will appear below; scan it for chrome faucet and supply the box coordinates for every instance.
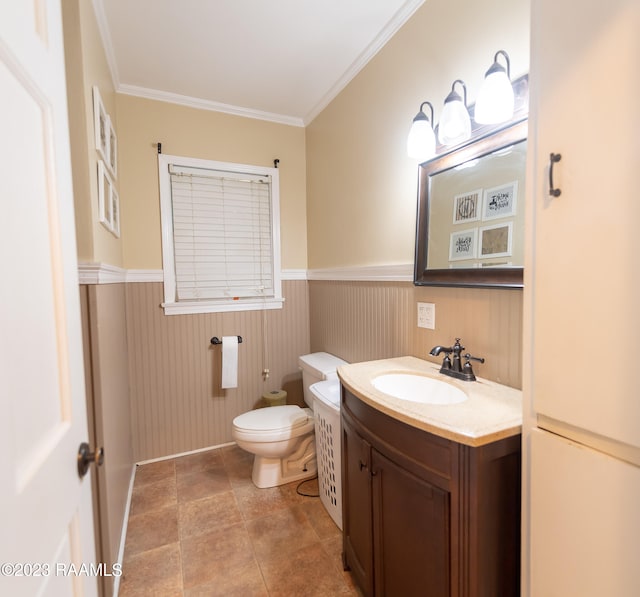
[429,338,485,382]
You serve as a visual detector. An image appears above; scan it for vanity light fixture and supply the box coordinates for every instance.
[438,80,471,146]
[474,50,515,125]
[407,101,436,161]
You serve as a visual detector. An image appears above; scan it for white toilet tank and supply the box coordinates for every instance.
[298,352,347,408]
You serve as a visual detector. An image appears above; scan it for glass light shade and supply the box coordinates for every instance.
[407,118,436,161]
[474,70,515,124]
[438,99,471,146]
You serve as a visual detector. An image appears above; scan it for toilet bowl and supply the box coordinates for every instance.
[231,352,347,489]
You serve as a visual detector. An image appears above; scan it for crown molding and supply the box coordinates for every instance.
[307,264,413,282]
[303,0,425,125]
[91,0,120,89]
[92,0,424,128]
[117,84,305,128]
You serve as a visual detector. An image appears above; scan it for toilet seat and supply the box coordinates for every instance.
[232,405,314,443]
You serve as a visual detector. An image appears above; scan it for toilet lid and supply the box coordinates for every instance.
[233,405,311,432]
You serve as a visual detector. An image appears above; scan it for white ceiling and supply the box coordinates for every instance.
[94,0,425,126]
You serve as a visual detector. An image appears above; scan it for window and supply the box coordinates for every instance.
[158,154,282,314]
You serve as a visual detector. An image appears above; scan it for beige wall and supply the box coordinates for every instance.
[62,0,122,266]
[115,95,308,270]
[306,0,530,269]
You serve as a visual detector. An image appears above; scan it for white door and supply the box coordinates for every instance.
[0,2,98,596]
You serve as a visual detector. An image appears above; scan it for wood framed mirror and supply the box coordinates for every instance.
[414,77,528,288]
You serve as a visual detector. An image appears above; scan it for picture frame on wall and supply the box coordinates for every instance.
[92,86,109,163]
[97,159,120,238]
[452,189,482,224]
[449,227,478,261]
[111,186,120,238]
[479,222,513,258]
[97,160,112,230]
[107,116,117,179]
[482,180,518,221]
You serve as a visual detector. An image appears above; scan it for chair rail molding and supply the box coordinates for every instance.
[78,263,308,284]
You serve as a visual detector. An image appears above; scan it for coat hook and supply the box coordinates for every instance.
[273,158,279,168]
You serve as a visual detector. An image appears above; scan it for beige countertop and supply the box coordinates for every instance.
[337,356,522,447]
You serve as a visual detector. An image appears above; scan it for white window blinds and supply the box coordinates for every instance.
[158,155,282,314]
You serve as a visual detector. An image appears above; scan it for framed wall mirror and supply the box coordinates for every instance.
[414,77,528,288]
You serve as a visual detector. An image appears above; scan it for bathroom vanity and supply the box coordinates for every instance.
[338,357,522,597]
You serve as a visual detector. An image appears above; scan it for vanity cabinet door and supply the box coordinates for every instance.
[371,448,450,597]
[527,0,640,447]
[341,415,373,595]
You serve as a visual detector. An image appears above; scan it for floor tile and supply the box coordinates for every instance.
[220,445,254,488]
[184,559,268,597]
[174,448,223,477]
[299,499,341,540]
[124,505,179,558]
[133,460,176,486]
[233,483,292,521]
[178,490,243,539]
[176,464,231,503]
[118,543,182,597]
[279,476,320,504]
[259,541,354,596]
[129,476,177,516]
[246,505,320,561]
[181,522,256,589]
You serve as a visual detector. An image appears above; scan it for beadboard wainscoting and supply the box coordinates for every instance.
[309,280,522,389]
[125,280,310,461]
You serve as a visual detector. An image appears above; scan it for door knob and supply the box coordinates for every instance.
[77,442,104,479]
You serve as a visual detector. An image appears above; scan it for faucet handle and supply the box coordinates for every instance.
[464,353,485,364]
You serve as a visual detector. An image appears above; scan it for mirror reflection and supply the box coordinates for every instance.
[427,140,526,270]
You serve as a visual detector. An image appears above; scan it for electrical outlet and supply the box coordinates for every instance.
[417,302,435,329]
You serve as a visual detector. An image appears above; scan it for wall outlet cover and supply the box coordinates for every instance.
[417,302,435,329]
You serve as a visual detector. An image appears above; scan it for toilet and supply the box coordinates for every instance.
[231,352,347,489]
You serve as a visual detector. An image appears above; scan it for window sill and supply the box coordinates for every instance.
[161,298,284,315]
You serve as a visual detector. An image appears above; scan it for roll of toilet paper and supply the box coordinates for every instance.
[221,336,238,389]
[262,390,287,406]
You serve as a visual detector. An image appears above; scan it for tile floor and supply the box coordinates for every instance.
[118,444,361,596]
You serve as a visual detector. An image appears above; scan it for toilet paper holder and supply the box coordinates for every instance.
[210,336,243,345]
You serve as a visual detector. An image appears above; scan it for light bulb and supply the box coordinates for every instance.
[407,118,436,161]
[475,70,515,124]
[438,97,471,146]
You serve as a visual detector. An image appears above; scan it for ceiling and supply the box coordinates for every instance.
[94,0,425,126]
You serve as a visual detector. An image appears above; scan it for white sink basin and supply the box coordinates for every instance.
[372,373,468,405]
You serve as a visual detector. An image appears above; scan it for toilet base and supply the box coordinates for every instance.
[251,434,318,488]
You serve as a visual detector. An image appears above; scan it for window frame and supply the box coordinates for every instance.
[158,153,283,315]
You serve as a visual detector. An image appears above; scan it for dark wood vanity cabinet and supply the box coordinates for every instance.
[341,388,521,597]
